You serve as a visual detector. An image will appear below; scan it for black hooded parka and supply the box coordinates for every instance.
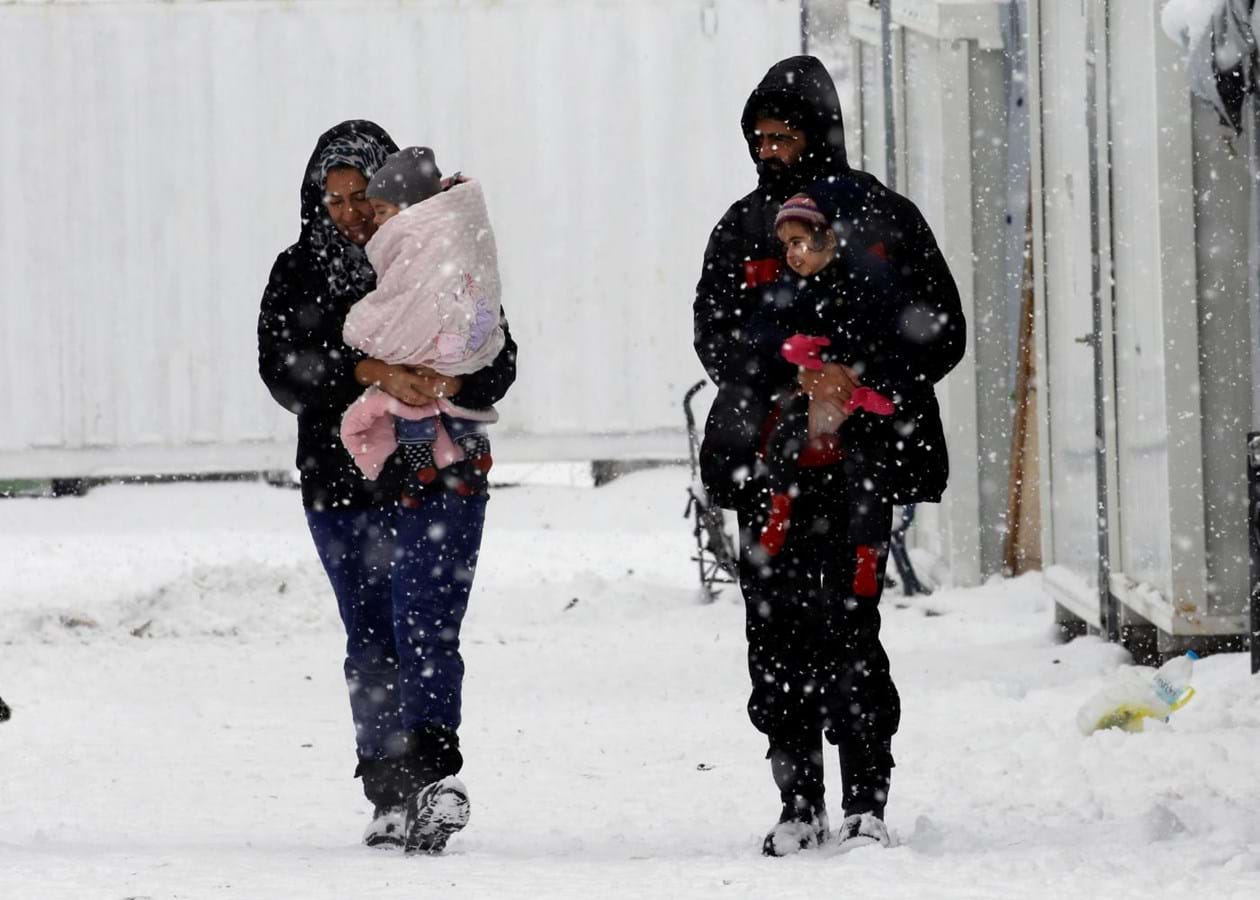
[693,57,964,510]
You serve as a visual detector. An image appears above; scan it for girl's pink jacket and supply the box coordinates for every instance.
[340,387,497,482]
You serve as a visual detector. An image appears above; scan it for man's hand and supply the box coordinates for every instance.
[808,396,850,436]
[354,360,463,406]
[798,362,861,411]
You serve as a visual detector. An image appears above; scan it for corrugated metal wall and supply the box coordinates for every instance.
[0,0,801,477]
[1030,0,1250,637]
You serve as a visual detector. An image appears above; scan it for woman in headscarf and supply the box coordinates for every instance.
[258,120,517,853]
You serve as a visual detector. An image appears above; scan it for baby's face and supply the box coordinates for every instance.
[370,199,402,228]
[778,220,836,277]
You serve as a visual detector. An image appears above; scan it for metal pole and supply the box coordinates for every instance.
[1249,433,1260,673]
[1248,89,1260,674]
[800,0,809,55]
[881,0,896,190]
[1084,0,1116,642]
[1003,0,1032,396]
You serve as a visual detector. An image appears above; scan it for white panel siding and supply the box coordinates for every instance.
[0,0,801,476]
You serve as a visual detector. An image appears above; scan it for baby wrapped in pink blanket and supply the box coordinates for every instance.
[340,152,506,483]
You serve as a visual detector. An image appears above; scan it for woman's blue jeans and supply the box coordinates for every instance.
[305,490,487,764]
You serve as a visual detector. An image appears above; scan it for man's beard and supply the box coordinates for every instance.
[759,159,789,179]
[756,157,802,199]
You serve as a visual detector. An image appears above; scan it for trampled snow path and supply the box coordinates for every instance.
[2,469,1258,899]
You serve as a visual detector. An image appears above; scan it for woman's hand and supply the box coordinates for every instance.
[798,361,861,411]
[409,366,463,402]
[355,360,461,406]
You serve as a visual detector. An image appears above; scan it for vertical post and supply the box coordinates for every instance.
[881,0,896,190]
[1001,1,1035,575]
[800,0,808,54]
[1003,199,1038,575]
[1085,0,1116,642]
[1248,90,1260,674]
[1249,433,1260,674]
[1004,0,1032,391]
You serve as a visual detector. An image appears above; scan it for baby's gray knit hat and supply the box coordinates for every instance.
[366,146,442,208]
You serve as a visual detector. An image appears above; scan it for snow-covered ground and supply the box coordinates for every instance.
[2,468,1258,899]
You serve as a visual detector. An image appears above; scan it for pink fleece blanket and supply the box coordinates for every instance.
[340,387,498,481]
[342,179,504,375]
[340,179,507,482]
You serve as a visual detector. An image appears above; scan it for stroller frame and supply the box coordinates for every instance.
[683,381,739,603]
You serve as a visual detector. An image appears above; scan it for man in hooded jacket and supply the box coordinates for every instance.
[694,57,964,855]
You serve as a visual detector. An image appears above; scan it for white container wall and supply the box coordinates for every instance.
[1029,0,1251,643]
[846,0,1016,585]
[0,0,801,478]
[1107,0,1207,631]
[1190,100,1253,629]
[1029,0,1113,614]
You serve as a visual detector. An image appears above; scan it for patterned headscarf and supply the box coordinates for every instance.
[306,132,393,300]
[316,132,391,184]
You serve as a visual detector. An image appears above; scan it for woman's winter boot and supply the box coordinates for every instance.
[403,775,471,854]
[362,805,406,849]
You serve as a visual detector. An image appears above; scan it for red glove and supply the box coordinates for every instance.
[844,386,896,416]
[780,334,831,370]
[853,544,882,597]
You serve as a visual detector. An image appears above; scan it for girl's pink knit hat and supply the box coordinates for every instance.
[775,193,829,231]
